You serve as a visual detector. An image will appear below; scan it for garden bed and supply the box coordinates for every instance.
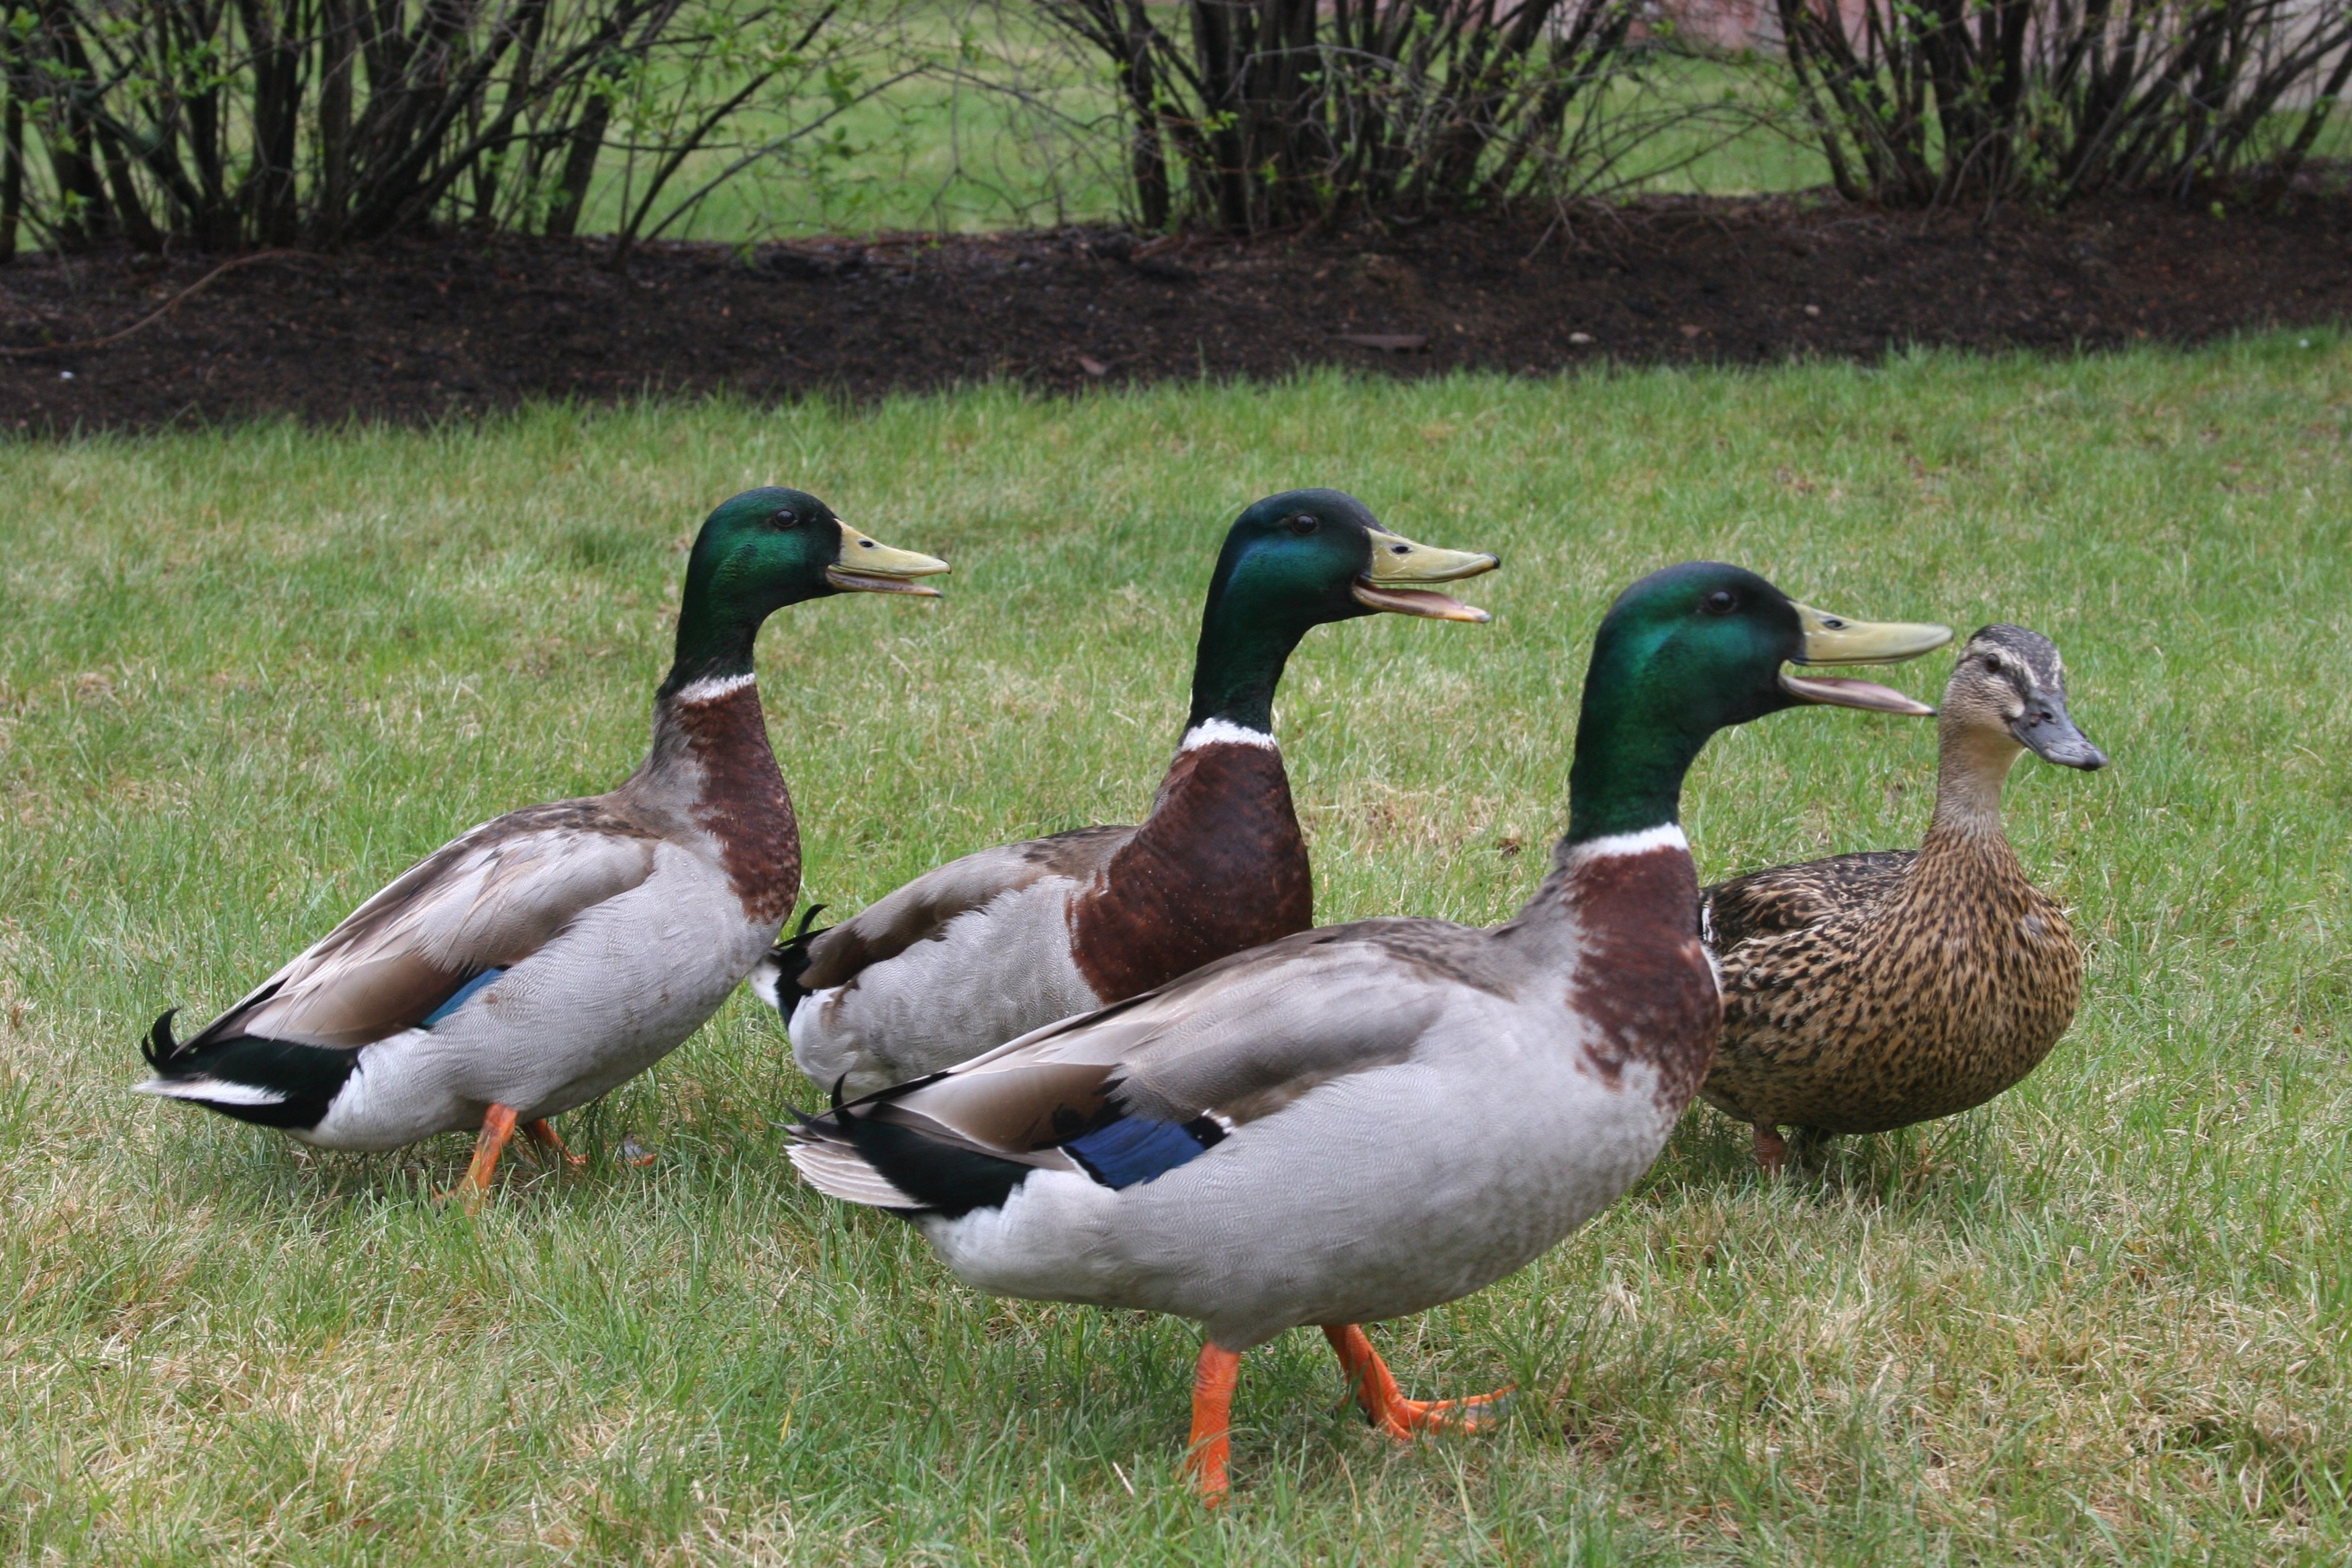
[3,185,2348,433]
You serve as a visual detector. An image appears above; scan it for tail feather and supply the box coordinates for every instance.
[749,903,830,1018]
[788,1075,1035,1220]
[132,1010,357,1132]
[134,1075,290,1108]
[142,1009,185,1072]
[785,1139,921,1208]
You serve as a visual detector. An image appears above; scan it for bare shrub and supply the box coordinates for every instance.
[1775,0,2352,205]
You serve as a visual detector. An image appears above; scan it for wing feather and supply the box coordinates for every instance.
[850,919,1476,1155]
[198,799,660,1050]
[798,826,1131,991]
[1702,850,1916,952]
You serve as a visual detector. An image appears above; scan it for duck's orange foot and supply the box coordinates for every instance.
[1184,1343,1241,1506]
[1369,1385,1515,1437]
[618,1133,657,1169]
[1753,1122,1787,1173]
[439,1104,520,1214]
[1322,1324,1514,1440]
[522,1118,588,1170]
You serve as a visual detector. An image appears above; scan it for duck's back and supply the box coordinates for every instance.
[1702,828,2081,1135]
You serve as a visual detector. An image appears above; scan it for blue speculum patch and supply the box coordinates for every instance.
[422,968,505,1028]
[1063,1114,1222,1189]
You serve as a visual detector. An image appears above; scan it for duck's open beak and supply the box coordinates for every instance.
[1351,529,1501,622]
[1779,603,1951,715]
[826,524,950,596]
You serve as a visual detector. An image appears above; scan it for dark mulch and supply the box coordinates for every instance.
[3,187,2349,434]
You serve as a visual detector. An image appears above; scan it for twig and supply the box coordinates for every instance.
[0,249,303,358]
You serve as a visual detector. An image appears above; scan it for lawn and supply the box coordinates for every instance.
[2,337,2347,1563]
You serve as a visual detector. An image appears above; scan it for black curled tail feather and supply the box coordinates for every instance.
[142,1010,185,1073]
[761,903,832,1018]
[801,1071,1031,1220]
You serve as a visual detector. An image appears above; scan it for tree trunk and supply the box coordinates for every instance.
[544,80,612,237]
[1,88,21,262]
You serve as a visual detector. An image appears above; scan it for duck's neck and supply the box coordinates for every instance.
[1499,673,1717,1113]
[659,587,770,700]
[1513,652,1710,931]
[1183,588,1318,740]
[1064,597,1320,999]
[631,596,801,928]
[1927,717,2022,840]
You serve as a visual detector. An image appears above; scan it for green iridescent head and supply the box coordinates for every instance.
[1566,562,1950,842]
[665,487,948,693]
[1187,489,1500,732]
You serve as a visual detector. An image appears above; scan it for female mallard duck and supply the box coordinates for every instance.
[756,489,1499,1097]
[1700,624,2107,1171]
[136,488,947,1207]
[787,562,1947,1502]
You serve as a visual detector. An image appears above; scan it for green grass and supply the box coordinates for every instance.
[3,336,2349,1563]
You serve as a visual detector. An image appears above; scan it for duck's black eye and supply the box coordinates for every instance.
[1700,589,1738,616]
[1287,513,1319,536]
[770,508,799,529]
[1978,654,2000,672]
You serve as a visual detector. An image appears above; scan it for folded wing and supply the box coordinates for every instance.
[792,919,1483,1210]
[795,825,1133,993]
[1703,850,1916,952]
[188,800,662,1053]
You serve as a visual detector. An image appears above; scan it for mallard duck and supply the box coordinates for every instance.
[136,488,948,1207]
[1699,624,2107,1171]
[754,489,1499,1097]
[787,562,1948,1502]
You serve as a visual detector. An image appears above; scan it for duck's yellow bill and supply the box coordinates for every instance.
[1780,603,1950,715]
[828,524,950,596]
[1351,528,1501,622]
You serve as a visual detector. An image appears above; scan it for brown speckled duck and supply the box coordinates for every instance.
[1700,625,2108,1171]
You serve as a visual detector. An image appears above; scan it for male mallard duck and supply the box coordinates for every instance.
[754,489,1499,1097]
[136,489,947,1206]
[787,562,1947,1502]
[1700,624,2107,1171]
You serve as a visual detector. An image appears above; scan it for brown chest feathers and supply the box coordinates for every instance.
[1562,846,1722,1116]
[1069,741,1314,1001]
[673,685,801,928]
[1702,822,2083,1135]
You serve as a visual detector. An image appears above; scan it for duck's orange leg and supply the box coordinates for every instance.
[1753,1122,1787,1173]
[522,1118,587,1169]
[442,1103,520,1213]
[1321,1324,1512,1439]
[1184,1342,1242,1506]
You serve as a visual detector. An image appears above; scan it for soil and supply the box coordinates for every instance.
[3,187,2349,434]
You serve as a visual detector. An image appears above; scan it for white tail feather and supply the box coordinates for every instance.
[746,955,783,1012]
[787,1140,918,1208]
[134,1075,289,1107]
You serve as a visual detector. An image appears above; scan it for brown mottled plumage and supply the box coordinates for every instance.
[1700,626,2108,1169]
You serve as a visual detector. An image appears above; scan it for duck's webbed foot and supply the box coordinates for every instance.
[1322,1324,1513,1439]
[1752,1122,1787,1173]
[522,1118,587,1169]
